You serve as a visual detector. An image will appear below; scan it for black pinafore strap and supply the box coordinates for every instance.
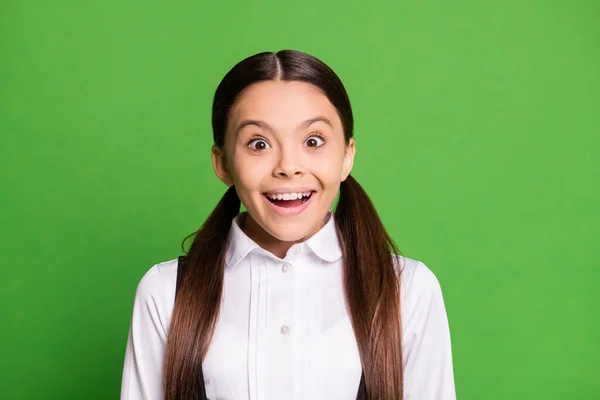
[175,256,367,400]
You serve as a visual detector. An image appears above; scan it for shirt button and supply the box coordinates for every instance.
[281,263,290,273]
[279,325,289,335]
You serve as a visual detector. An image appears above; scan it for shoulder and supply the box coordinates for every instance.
[393,255,444,310]
[133,258,179,306]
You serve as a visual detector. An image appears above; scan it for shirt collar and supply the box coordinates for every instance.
[225,211,343,267]
[224,213,260,267]
[304,211,343,262]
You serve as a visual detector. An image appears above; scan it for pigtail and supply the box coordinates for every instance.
[335,175,403,400]
[164,185,240,400]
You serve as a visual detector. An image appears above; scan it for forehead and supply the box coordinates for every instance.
[228,80,342,130]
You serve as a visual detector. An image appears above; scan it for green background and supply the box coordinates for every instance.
[1,1,598,398]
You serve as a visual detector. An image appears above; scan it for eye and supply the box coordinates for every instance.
[304,135,325,148]
[248,138,271,151]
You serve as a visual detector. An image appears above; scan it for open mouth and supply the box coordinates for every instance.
[264,191,314,208]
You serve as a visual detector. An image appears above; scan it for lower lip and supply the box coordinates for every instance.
[262,193,315,217]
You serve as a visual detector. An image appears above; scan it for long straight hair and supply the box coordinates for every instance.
[164,50,403,399]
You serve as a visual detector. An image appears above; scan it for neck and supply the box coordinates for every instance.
[240,213,328,259]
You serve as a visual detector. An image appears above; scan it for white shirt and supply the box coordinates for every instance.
[121,213,456,399]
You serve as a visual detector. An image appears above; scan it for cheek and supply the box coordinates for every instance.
[231,156,268,190]
[313,152,346,185]
[230,164,262,212]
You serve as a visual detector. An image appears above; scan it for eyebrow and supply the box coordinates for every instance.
[235,116,333,136]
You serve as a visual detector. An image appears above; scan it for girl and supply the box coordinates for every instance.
[121,50,455,400]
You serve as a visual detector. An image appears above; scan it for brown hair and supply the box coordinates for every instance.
[164,50,403,399]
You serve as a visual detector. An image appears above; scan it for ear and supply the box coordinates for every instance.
[340,138,356,182]
[211,145,234,186]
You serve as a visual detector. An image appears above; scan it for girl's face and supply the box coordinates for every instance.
[212,80,355,245]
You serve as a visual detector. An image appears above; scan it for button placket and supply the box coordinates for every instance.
[268,258,294,392]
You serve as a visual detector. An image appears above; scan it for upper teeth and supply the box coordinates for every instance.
[267,192,312,201]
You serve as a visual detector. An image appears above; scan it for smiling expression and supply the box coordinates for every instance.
[212,80,355,251]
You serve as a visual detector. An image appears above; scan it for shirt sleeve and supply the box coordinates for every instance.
[402,261,456,399]
[121,265,172,400]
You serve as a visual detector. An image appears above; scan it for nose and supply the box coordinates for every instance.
[273,145,304,178]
